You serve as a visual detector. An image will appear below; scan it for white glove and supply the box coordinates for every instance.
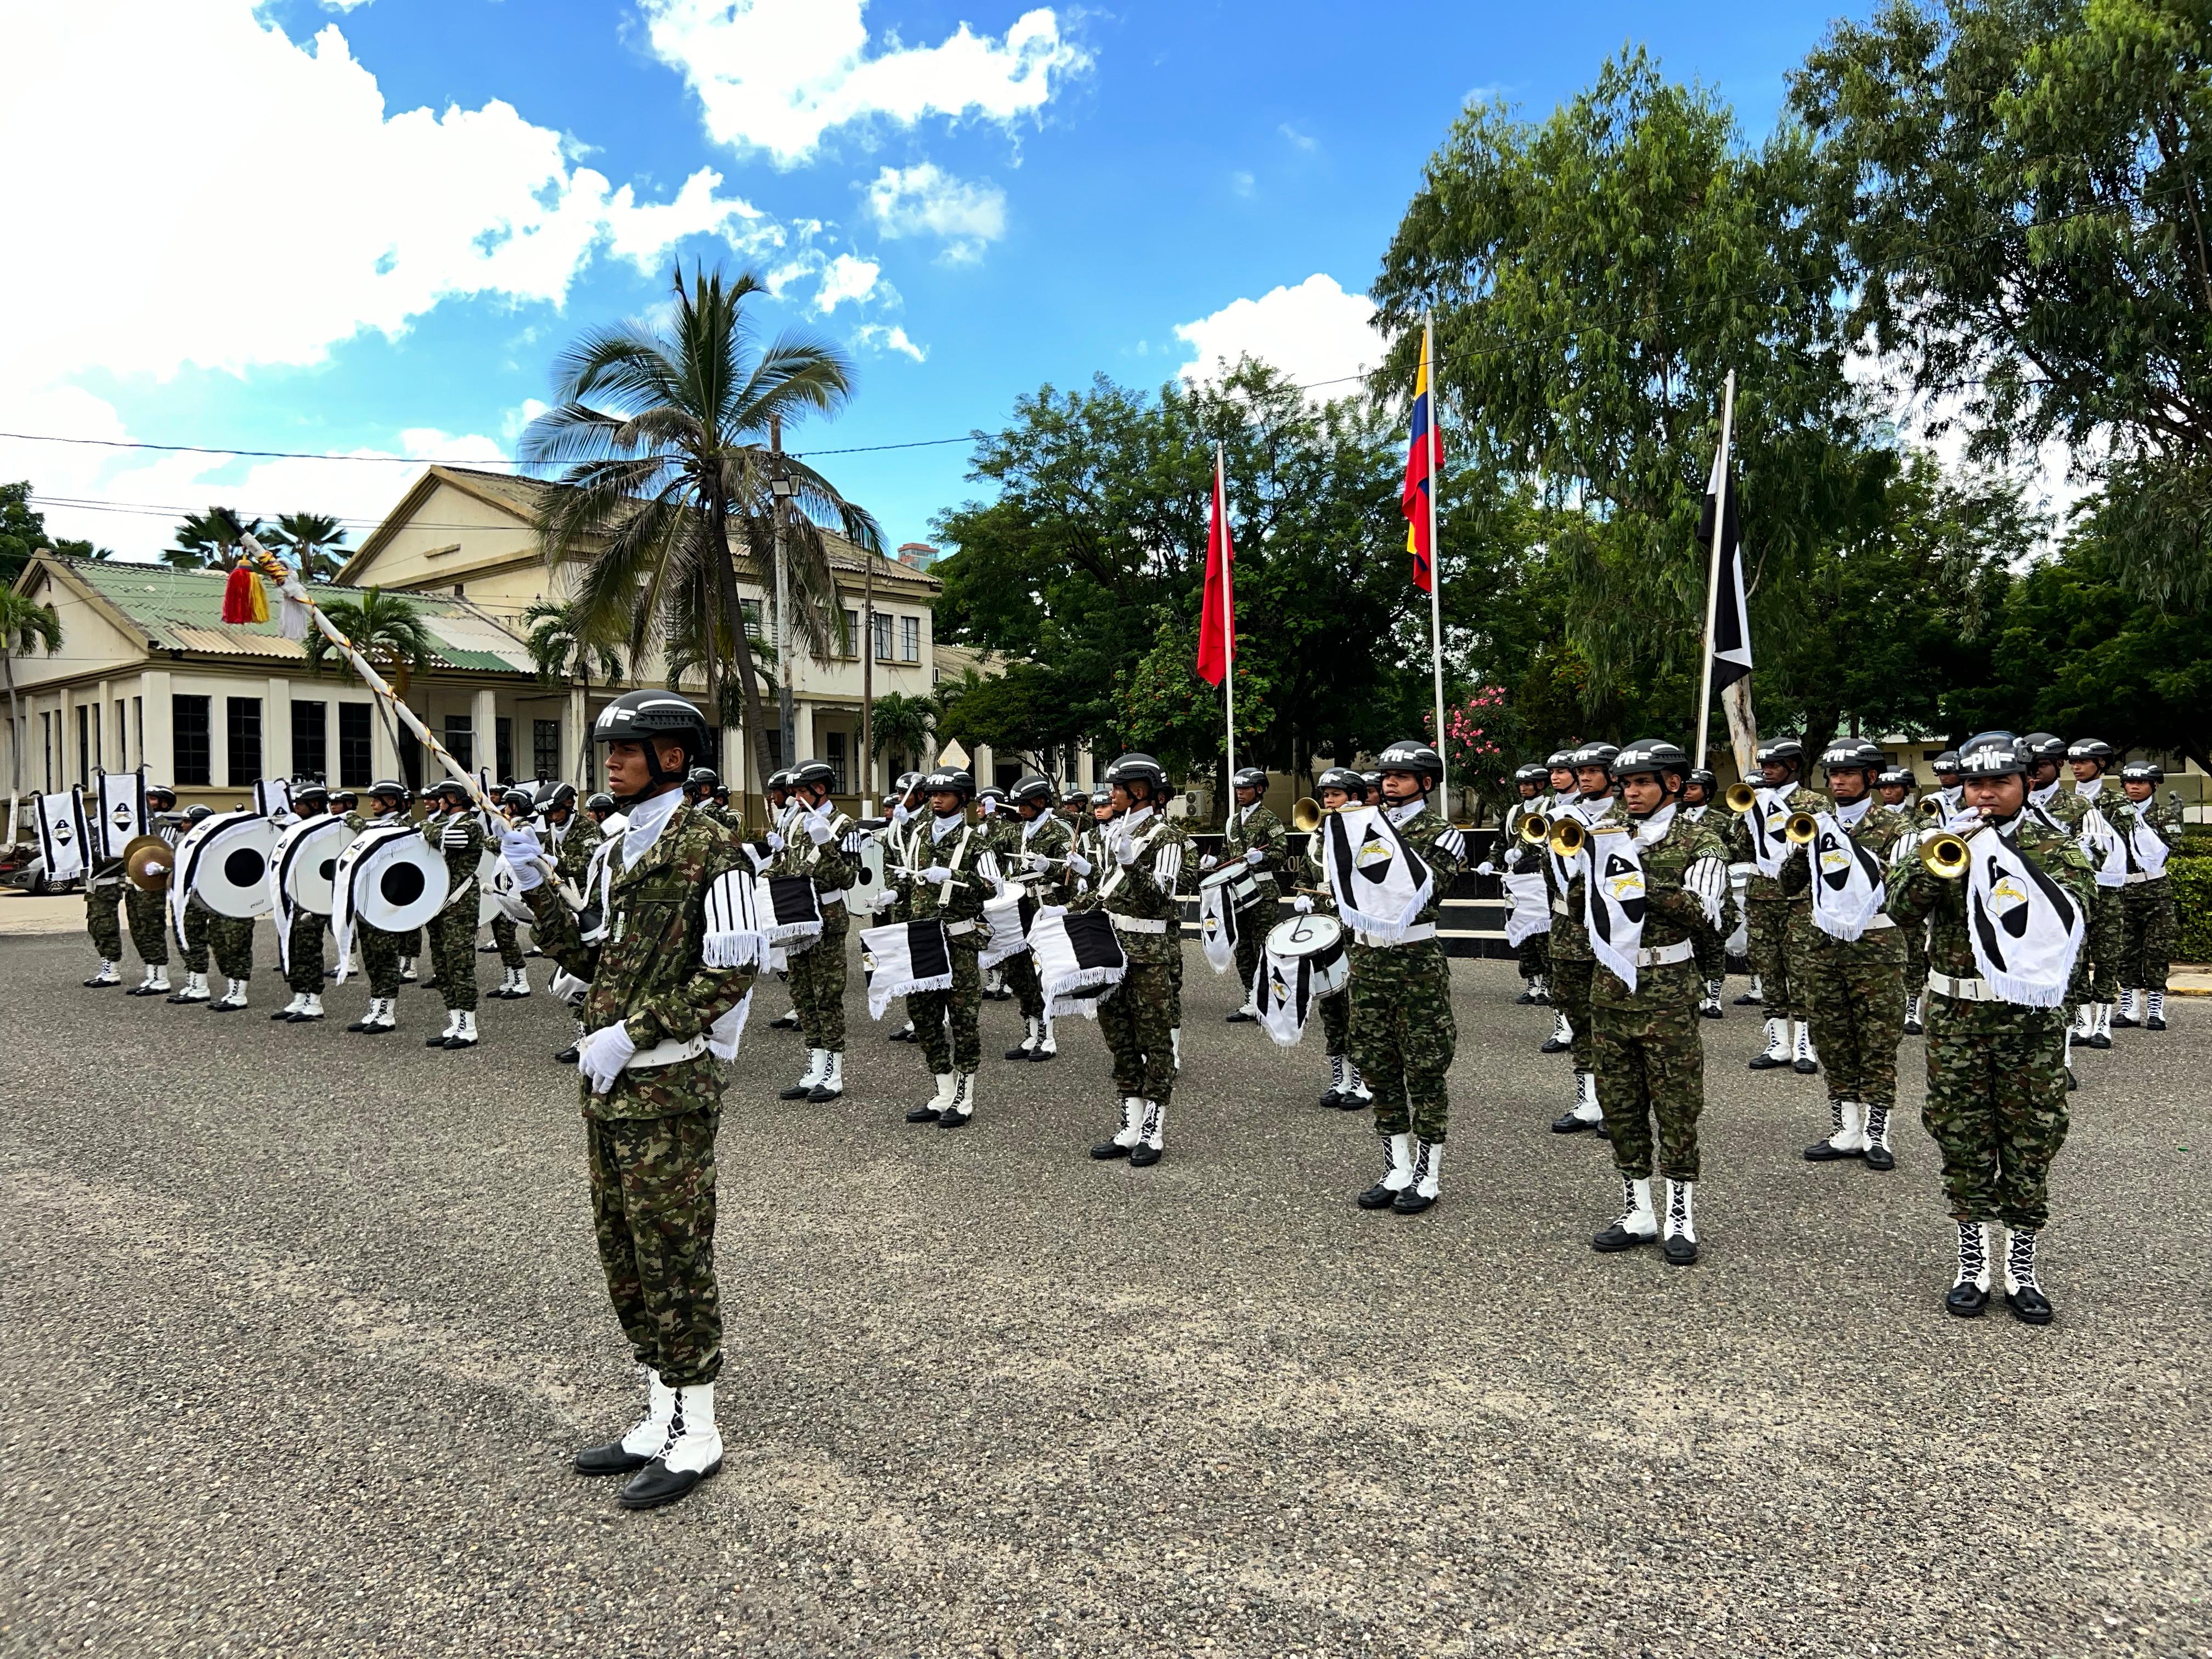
[574,1021,637,1094]
[766,831,787,853]
[1939,810,1985,836]
[923,865,952,883]
[806,815,833,846]
[500,827,545,890]
[1475,860,1497,877]
[1199,853,1220,871]
[548,970,590,1007]
[1114,838,1138,868]
[1243,846,1265,866]
[1293,894,1314,914]
[1065,852,1092,878]
[891,803,911,826]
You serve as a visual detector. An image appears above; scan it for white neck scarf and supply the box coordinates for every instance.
[1386,797,1425,827]
[1963,816,2086,1007]
[620,787,682,870]
[1833,793,1873,827]
[1809,804,1887,943]
[2126,804,2172,878]
[2031,778,2063,811]
[930,810,964,843]
[2074,775,2107,798]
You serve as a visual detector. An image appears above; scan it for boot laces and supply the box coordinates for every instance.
[1955,1221,1988,1285]
[1667,1182,1690,1229]
[2006,1229,2039,1291]
[1617,1178,1640,1223]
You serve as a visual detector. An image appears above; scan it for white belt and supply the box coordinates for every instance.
[819,888,844,906]
[945,918,978,937]
[1550,898,1570,916]
[625,1035,709,1070]
[1633,939,1695,967]
[2125,871,2163,884]
[1109,912,1169,934]
[1355,922,1436,949]
[1928,972,1994,1003]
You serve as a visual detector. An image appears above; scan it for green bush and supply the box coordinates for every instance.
[2168,833,2211,964]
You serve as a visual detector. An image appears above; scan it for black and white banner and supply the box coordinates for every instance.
[1584,827,1648,992]
[1809,810,1887,943]
[96,770,146,856]
[701,868,766,970]
[860,918,953,1020]
[1502,870,1550,948]
[1029,906,1127,1019]
[756,873,825,950]
[2125,810,2173,880]
[1197,878,1242,974]
[33,791,87,883]
[979,894,1029,971]
[1701,446,1752,698]
[1964,827,2085,1008]
[1319,805,1432,943]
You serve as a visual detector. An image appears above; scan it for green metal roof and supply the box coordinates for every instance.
[59,559,535,676]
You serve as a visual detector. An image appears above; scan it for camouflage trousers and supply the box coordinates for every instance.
[1347,939,1455,1141]
[125,884,168,966]
[586,1108,723,1389]
[1233,896,1279,1003]
[1922,995,2069,1231]
[284,909,326,994]
[1690,912,1726,983]
[1318,984,1351,1056]
[2119,878,2175,991]
[179,905,210,973]
[425,906,478,1012]
[1002,896,1045,1020]
[1745,898,1811,1019]
[1904,915,1929,986]
[208,915,255,983]
[1099,958,1181,1105]
[787,906,849,1053]
[86,883,123,961]
[1801,930,1906,1109]
[490,916,527,970]
[1515,931,1553,985]
[1592,967,1703,1181]
[909,939,982,1075]
[2068,887,2124,1006]
[1551,953,1595,1071]
[359,921,406,998]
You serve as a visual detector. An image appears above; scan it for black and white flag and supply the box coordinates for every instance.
[1808,809,1887,943]
[1320,805,1433,943]
[1584,827,1648,992]
[860,918,953,1020]
[1964,827,2085,1008]
[1029,905,1127,1019]
[755,873,825,950]
[33,791,86,883]
[1701,447,1751,698]
[1197,877,1242,974]
[97,770,146,855]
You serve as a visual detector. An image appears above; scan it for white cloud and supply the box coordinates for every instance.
[865,163,1006,262]
[640,0,1087,166]
[1174,274,1379,398]
[1278,122,1317,153]
[501,398,552,445]
[320,0,375,10]
[853,324,927,363]
[815,253,884,313]
[1229,170,1256,198]
[0,0,777,391]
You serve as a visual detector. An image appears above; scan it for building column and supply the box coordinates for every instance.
[266,676,292,779]
[370,695,400,783]
[142,671,173,786]
[472,685,498,782]
[568,684,589,782]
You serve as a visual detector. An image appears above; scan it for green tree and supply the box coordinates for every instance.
[867,689,936,773]
[304,589,433,760]
[522,595,627,780]
[264,512,350,583]
[1,586,63,844]
[0,482,110,584]
[522,263,884,789]
[1792,0,2212,609]
[165,507,267,572]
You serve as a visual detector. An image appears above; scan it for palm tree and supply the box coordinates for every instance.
[521,263,885,790]
[164,507,267,571]
[304,589,434,763]
[868,690,936,776]
[266,512,350,582]
[1,589,63,845]
[522,595,626,780]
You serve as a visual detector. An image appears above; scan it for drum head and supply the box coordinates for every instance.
[342,827,450,933]
[1198,861,1256,893]
[183,810,280,919]
[1265,911,1343,957]
[275,816,354,916]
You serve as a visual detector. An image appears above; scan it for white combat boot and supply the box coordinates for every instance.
[574,1367,672,1477]
[2073,1003,2094,1040]
[1358,1131,1416,1209]
[1661,1178,1699,1265]
[1088,1096,1143,1160]
[1594,1176,1658,1251]
[1903,989,1924,1035]
[618,1382,723,1510]
[134,963,158,993]
[273,992,307,1020]
[1006,1016,1040,1062]
[1947,1220,1994,1316]
[86,959,121,988]
[1553,1070,1603,1134]
[2147,990,2168,1030]
[1804,1098,1863,1161]
[294,992,324,1022]
[2091,1001,2113,1047]
[1128,1098,1167,1166]
[781,1049,828,1100]
[1341,1059,1373,1107]
[938,1071,975,1127]
[427,1008,461,1047]
[215,978,249,1010]
[809,1051,844,1101]
[1791,1020,1819,1073]
[1541,1008,1573,1053]
[398,956,417,983]
[1393,1138,1443,1213]
[509,966,531,998]
[1751,1016,1788,1069]
[2002,1226,2052,1324]
[1700,978,1724,1017]
[446,1010,479,1048]
[146,966,170,994]
[1033,1014,1058,1059]
[908,1073,957,1124]
[168,970,209,1004]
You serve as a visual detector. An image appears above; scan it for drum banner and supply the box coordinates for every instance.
[1197,877,1240,975]
[757,873,826,950]
[1502,869,1551,947]
[1320,806,1432,943]
[1030,906,1126,1019]
[860,918,953,1020]
[1255,940,1319,1048]
[978,894,1029,970]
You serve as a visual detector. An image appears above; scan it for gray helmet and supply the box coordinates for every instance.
[2120,760,2164,784]
[1088,785,1113,807]
[1956,731,2029,778]
[1061,785,1088,805]
[146,783,178,810]
[1009,774,1056,808]
[1933,750,1962,776]
[2068,738,2115,770]
[1686,767,1718,797]
[788,760,837,792]
[1105,753,1168,793]
[592,690,710,789]
[685,765,720,790]
[1375,740,1444,785]
[1231,766,1269,792]
[329,788,358,808]
[1545,749,1576,771]
[368,780,409,805]
[1316,765,1364,796]
[2021,732,2066,768]
[1756,739,1805,771]
[292,781,330,809]
[183,804,214,825]
[765,769,793,793]
[1876,766,1913,790]
[1512,763,1549,788]
[537,781,578,814]
[428,778,472,805]
[1611,738,1689,783]
[586,792,616,815]
[1820,740,1885,774]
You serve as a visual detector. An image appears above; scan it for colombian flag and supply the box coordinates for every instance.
[1400,325,1441,593]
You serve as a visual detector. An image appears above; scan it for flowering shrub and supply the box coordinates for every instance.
[1424,686,1511,808]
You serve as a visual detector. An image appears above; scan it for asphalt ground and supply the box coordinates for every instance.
[1,926,2207,1659]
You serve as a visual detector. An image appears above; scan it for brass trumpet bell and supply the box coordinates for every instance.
[1784,810,1820,845]
[1723,782,1759,812]
[1917,795,1945,817]
[1517,812,1551,845]
[1921,831,1972,880]
[1547,817,1587,859]
[1290,796,1324,833]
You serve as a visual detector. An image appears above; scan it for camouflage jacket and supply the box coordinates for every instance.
[1217,803,1288,903]
[1005,811,1078,906]
[1724,782,1825,902]
[1097,808,1189,965]
[550,812,604,888]
[766,802,858,899]
[526,798,756,1121]
[2121,792,2185,874]
[1349,800,1468,939]
[1886,810,2097,984]
[424,808,486,913]
[905,811,999,949]
[1589,802,1729,1011]
[2030,780,2091,835]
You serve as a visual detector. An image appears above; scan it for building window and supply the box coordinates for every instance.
[496,715,514,782]
[873,612,894,661]
[533,719,561,781]
[292,699,327,781]
[133,697,143,770]
[843,608,860,659]
[900,615,921,662]
[741,599,763,640]
[444,713,473,771]
[174,696,211,787]
[41,710,55,792]
[226,697,262,787]
[338,703,373,787]
[825,731,847,792]
[76,704,89,786]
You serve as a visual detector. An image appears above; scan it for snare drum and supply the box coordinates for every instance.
[1197,860,1259,909]
[1263,912,1348,1000]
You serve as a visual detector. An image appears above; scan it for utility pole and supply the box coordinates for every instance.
[769,416,796,770]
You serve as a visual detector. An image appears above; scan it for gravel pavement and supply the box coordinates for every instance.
[2,929,2207,1659]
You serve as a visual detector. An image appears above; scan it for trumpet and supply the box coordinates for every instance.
[1920,830,1972,879]
[1784,810,1820,845]
[1547,817,1587,859]
[1291,795,1325,832]
[1917,795,1946,818]
[1724,782,1759,812]
[1517,811,1551,845]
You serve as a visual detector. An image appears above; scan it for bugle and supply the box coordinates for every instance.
[1547,817,1587,859]
[1917,795,1945,818]
[1517,812,1551,845]
[1784,810,1820,845]
[1920,830,1972,880]
[1290,796,1325,833]
[1724,782,1759,812]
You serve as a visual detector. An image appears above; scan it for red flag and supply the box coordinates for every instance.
[1195,456,1234,686]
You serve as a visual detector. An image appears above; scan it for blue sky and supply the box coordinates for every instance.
[2,0,1866,563]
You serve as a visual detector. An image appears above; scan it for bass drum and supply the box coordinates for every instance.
[174,809,280,922]
[1263,911,1349,1001]
[334,824,450,936]
[270,815,354,917]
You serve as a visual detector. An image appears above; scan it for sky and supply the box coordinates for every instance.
[1,0,1871,565]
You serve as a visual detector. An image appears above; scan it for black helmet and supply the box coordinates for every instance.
[765,769,792,793]
[1105,753,1168,793]
[499,785,536,815]
[788,759,837,792]
[1611,738,1689,782]
[1375,740,1444,785]
[368,779,409,804]
[183,804,214,825]
[1686,767,1718,797]
[1820,740,1885,773]
[537,781,578,814]
[1316,765,1364,796]
[921,768,974,800]
[1876,766,1913,790]
[685,765,720,791]
[1088,785,1114,806]
[1060,785,1087,805]
[1231,766,1268,792]
[1512,763,1549,788]
[1009,774,1055,808]
[2021,732,2066,768]
[329,788,358,808]
[1568,742,1619,771]
[1756,739,1805,771]
[2068,738,2114,770]
[1545,749,1575,770]
[1956,731,2028,778]
[1360,770,1383,788]
[2119,760,2164,784]
[1933,749,1962,776]
[586,792,616,815]
[592,690,709,789]
[428,778,471,805]
[977,784,1007,805]
[292,780,330,807]
[146,783,178,810]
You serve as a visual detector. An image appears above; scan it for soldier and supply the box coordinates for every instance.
[1342,741,1465,1212]
[82,802,127,988]
[899,768,1000,1128]
[974,786,1017,1002]
[1059,785,1090,832]
[1887,732,2094,1325]
[162,805,218,1003]
[2062,738,2130,1050]
[1877,766,1929,1034]
[1931,750,1963,816]
[203,906,257,1012]
[2023,733,2099,1076]
[1583,740,1729,1263]
[1679,768,1728,1018]
[487,786,539,1001]
[538,781,604,1065]
[514,688,754,1510]
[1295,766,1373,1110]
[1546,742,1617,1134]
[771,759,859,1103]
[1725,739,1825,1074]
[342,781,417,1034]
[879,769,929,1046]
[1208,766,1287,1022]
[1492,763,1555,1006]
[2112,761,2181,1032]
[685,766,724,825]
[1085,754,1188,1166]
[1798,741,1914,1170]
[998,774,1077,1062]
[760,769,806,1034]
[585,791,617,829]
[122,783,180,997]
[420,778,484,1049]
[272,781,332,1023]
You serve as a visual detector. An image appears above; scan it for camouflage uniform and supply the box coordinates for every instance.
[423,808,485,1013]
[1217,799,1288,998]
[85,860,125,963]
[125,883,170,968]
[905,814,996,1075]
[1000,810,1077,1022]
[284,906,326,994]
[1346,803,1466,1141]
[207,913,255,984]
[1097,809,1189,1105]
[1887,813,2095,1231]
[1800,800,1914,1131]
[1501,798,1554,988]
[2053,780,2128,1006]
[1680,804,1726,988]
[1724,784,1825,1021]
[1589,804,1729,1180]
[2119,794,2182,994]
[179,900,211,974]
[526,796,755,1390]
[769,802,858,1055]
[1299,833,1353,1058]
[490,916,527,972]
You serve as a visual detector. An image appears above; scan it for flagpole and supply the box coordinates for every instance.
[1694,369,1737,771]
[1217,443,1236,799]
[1424,313,1449,814]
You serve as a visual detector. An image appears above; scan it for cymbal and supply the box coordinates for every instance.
[122,833,173,893]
